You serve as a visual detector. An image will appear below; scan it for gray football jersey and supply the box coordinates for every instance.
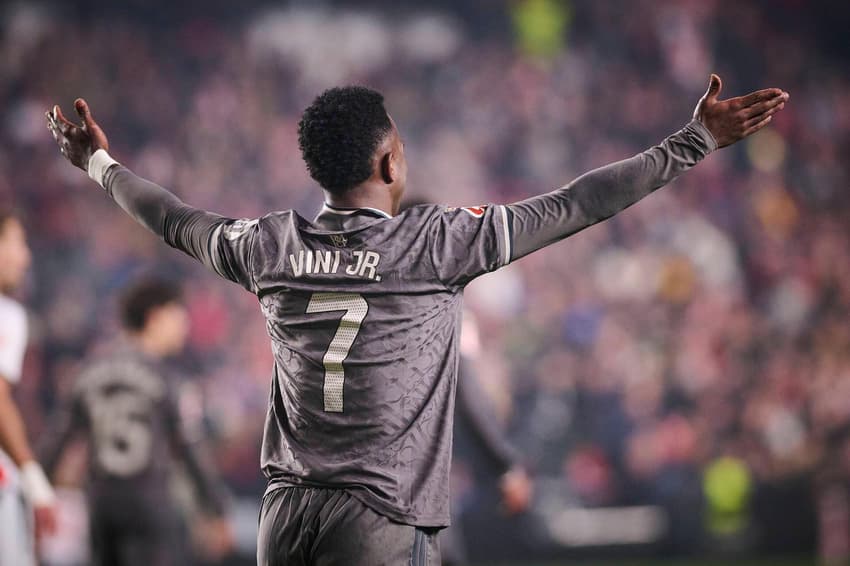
[213,203,511,527]
[103,119,716,526]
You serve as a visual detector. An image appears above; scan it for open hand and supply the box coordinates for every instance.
[46,99,109,171]
[694,74,789,148]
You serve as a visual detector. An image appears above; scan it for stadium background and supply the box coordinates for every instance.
[3,0,850,564]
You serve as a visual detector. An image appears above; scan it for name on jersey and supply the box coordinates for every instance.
[289,249,382,282]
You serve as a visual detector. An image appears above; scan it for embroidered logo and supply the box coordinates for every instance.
[329,234,348,248]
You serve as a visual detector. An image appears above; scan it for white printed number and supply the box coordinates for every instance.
[306,293,369,412]
[91,392,153,477]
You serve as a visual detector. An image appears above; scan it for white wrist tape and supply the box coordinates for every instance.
[20,461,55,507]
[87,149,120,189]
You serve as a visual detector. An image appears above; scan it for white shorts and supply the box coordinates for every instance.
[0,451,35,566]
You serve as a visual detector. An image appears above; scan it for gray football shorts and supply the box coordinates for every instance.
[258,486,440,566]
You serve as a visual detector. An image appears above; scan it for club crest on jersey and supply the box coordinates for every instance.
[328,234,348,248]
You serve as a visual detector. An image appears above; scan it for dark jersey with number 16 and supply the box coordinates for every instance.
[40,345,227,516]
[102,119,716,527]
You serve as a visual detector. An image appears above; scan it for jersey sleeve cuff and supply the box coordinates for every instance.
[687,119,719,154]
[20,461,55,506]
[498,205,513,266]
[87,149,120,189]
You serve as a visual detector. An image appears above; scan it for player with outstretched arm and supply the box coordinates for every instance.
[47,75,787,565]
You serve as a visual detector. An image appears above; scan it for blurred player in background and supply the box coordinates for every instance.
[443,311,532,566]
[0,210,57,566]
[40,279,232,566]
[47,74,786,564]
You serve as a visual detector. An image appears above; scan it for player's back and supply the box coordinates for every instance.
[246,203,511,527]
[72,345,179,501]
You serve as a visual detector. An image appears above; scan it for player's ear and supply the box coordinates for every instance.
[380,151,396,185]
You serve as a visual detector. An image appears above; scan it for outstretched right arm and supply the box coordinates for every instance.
[47,100,257,291]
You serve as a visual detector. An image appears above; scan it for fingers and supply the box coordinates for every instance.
[744,101,785,128]
[53,105,77,132]
[46,105,75,139]
[45,107,72,159]
[742,114,773,138]
[737,88,785,108]
[705,73,722,103]
[75,98,96,130]
[741,91,789,119]
[45,110,58,134]
[45,111,64,145]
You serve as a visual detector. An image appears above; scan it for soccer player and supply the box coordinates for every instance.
[440,362,533,566]
[40,279,232,566]
[0,210,57,566]
[443,314,532,566]
[46,74,787,565]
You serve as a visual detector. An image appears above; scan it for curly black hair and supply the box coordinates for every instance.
[298,86,392,194]
[120,279,183,331]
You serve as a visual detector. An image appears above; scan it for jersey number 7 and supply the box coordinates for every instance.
[306,293,369,412]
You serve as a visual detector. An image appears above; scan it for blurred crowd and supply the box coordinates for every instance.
[3,0,850,560]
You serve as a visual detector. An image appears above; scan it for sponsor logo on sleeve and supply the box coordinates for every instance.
[462,206,487,218]
[444,205,488,218]
[223,219,259,240]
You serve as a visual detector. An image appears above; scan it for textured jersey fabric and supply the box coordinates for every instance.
[207,202,510,527]
[101,119,716,527]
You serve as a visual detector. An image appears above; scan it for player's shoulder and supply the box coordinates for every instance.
[390,204,504,238]
[397,203,444,223]
[217,211,297,252]
[74,348,165,399]
[439,204,496,220]
[365,204,443,241]
[259,209,297,223]
[409,203,502,227]
[249,209,299,236]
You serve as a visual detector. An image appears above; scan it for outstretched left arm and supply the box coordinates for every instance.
[506,75,788,262]
[47,100,258,291]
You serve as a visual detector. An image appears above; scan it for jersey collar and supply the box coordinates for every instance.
[320,203,393,219]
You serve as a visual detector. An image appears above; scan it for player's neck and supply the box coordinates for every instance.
[132,331,168,359]
[323,182,397,217]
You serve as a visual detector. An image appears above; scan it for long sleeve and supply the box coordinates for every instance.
[39,393,87,478]
[507,119,717,261]
[102,166,259,292]
[163,391,228,516]
[456,356,523,474]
